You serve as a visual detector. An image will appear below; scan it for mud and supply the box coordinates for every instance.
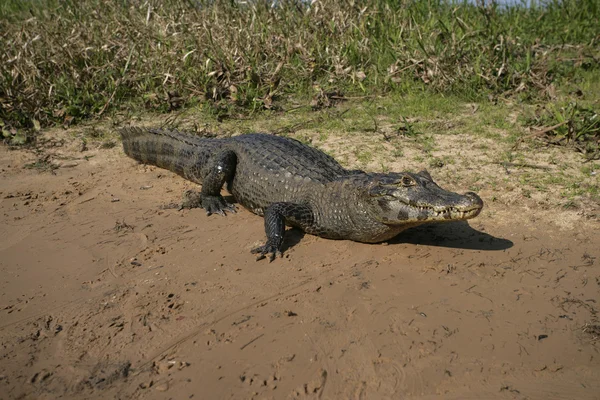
[1,130,599,400]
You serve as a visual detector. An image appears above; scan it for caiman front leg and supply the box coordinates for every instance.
[251,202,314,262]
[181,150,237,215]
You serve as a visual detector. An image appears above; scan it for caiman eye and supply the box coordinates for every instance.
[401,175,416,187]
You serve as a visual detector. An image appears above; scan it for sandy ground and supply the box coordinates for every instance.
[1,127,599,400]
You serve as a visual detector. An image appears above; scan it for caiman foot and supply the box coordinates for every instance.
[180,191,236,216]
[251,242,283,262]
[202,195,236,216]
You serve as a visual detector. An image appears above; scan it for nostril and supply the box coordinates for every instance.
[464,192,484,206]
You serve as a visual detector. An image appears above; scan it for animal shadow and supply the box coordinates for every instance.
[390,221,512,251]
[282,228,305,252]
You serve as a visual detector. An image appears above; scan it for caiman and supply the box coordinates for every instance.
[120,128,484,261]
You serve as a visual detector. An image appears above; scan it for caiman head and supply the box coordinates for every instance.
[364,170,483,226]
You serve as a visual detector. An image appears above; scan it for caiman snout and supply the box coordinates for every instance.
[464,192,484,208]
[454,192,484,219]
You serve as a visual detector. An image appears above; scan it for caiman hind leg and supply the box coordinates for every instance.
[182,150,237,215]
[251,202,314,262]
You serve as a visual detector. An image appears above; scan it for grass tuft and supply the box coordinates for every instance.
[523,102,600,160]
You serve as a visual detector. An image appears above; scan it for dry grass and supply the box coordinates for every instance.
[1,0,599,138]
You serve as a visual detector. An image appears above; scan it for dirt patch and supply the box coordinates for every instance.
[1,127,599,400]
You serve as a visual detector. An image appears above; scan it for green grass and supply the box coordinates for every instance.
[520,101,600,159]
[1,0,599,139]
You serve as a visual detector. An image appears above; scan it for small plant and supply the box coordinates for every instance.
[24,155,58,173]
[524,103,600,160]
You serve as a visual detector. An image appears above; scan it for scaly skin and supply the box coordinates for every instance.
[120,128,484,261]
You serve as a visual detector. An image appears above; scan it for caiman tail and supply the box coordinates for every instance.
[119,127,219,183]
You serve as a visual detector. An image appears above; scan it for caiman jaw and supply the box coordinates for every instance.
[414,204,482,220]
[413,203,482,220]
[407,191,483,222]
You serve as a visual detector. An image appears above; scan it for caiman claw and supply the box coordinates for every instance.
[251,242,283,262]
[179,191,236,215]
[201,195,236,216]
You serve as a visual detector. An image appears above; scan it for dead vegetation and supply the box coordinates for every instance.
[522,103,600,160]
[1,0,598,138]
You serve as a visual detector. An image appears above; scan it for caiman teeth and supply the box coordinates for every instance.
[414,205,480,218]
